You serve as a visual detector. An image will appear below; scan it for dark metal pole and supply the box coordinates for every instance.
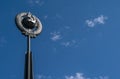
[27,35,31,53]
[24,35,33,79]
[24,51,33,79]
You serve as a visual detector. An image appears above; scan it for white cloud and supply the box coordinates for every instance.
[55,14,64,20]
[37,75,42,79]
[65,73,109,79]
[97,76,109,79]
[65,73,86,79]
[50,32,62,41]
[35,73,109,79]
[36,75,52,79]
[86,15,108,27]
[64,26,71,29]
[86,20,95,27]
[43,15,48,20]
[61,40,77,47]
[61,42,71,47]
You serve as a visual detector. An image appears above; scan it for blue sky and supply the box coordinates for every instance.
[0,0,120,79]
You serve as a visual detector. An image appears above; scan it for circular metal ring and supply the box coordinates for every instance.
[15,12,42,38]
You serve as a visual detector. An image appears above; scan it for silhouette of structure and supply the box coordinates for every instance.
[15,12,42,79]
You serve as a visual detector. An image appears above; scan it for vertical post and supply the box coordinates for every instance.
[27,35,31,53]
[24,50,33,79]
[24,35,33,79]
[27,35,31,79]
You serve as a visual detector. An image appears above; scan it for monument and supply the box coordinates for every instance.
[15,12,42,79]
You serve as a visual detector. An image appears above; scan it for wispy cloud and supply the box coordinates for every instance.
[43,15,48,20]
[35,73,109,79]
[65,73,85,79]
[50,32,62,41]
[86,15,108,27]
[65,73,109,79]
[61,40,77,47]
[36,75,52,79]
[55,14,64,20]
[28,0,45,6]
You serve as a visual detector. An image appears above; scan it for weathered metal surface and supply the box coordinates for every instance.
[15,12,42,38]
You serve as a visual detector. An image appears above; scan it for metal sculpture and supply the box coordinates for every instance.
[15,12,42,38]
[15,12,42,79]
